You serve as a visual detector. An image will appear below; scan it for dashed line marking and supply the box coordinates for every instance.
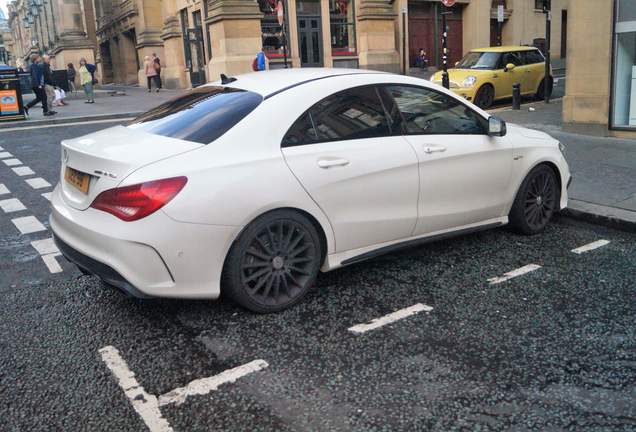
[3,158,22,166]
[99,346,174,432]
[25,177,52,189]
[158,360,270,407]
[0,198,27,213]
[348,303,433,334]
[41,253,63,273]
[0,151,13,159]
[488,264,542,285]
[0,145,4,150]
[0,183,9,195]
[12,166,35,176]
[41,192,52,201]
[11,216,46,234]
[31,237,59,255]
[571,240,610,254]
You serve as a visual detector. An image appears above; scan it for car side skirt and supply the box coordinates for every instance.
[324,216,508,271]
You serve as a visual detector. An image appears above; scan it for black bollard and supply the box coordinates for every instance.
[512,83,521,110]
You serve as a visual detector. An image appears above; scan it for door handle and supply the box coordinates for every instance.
[317,158,350,168]
[424,146,447,154]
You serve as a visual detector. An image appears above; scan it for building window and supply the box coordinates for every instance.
[330,0,356,56]
[258,0,289,60]
[534,0,543,10]
[611,0,636,128]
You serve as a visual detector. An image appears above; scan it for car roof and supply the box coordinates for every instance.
[470,45,539,53]
[210,68,388,97]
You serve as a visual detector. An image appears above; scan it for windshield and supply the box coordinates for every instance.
[128,86,263,144]
[455,52,501,70]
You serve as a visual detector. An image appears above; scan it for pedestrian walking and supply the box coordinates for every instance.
[67,63,77,94]
[23,54,55,117]
[42,55,56,112]
[79,58,96,104]
[144,56,158,92]
[152,53,162,91]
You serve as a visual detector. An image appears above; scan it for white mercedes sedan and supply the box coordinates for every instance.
[51,68,571,313]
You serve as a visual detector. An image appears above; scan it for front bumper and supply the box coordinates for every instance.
[50,185,240,299]
[449,87,478,101]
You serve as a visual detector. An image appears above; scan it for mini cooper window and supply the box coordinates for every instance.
[521,49,545,65]
[282,86,391,147]
[386,85,487,135]
[129,86,263,144]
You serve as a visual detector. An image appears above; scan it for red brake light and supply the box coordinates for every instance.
[90,176,187,221]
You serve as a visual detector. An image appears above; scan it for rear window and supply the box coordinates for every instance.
[128,86,262,144]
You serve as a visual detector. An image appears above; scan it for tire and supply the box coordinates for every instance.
[535,77,553,100]
[222,210,322,313]
[474,84,495,109]
[509,164,559,235]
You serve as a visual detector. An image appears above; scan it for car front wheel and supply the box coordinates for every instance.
[509,165,559,235]
[223,210,322,313]
[474,84,495,109]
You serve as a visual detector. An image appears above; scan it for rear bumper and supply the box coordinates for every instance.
[50,184,241,299]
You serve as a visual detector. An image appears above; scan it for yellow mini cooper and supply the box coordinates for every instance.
[431,46,553,109]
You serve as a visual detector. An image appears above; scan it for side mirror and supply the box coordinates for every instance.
[504,63,516,72]
[488,116,507,137]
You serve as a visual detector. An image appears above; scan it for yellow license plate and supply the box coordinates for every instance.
[64,167,90,194]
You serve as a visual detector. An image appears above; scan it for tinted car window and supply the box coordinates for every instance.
[282,85,391,147]
[385,85,487,135]
[502,52,523,67]
[456,51,501,70]
[128,86,262,144]
[522,49,545,64]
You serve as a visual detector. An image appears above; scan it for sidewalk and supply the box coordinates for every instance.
[1,85,186,129]
[493,99,636,227]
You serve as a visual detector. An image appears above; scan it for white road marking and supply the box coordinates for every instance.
[3,158,22,166]
[348,303,433,334]
[12,166,35,176]
[0,145,4,150]
[0,198,27,213]
[41,253,63,273]
[0,151,13,159]
[25,177,52,189]
[571,239,610,254]
[488,264,542,285]
[11,216,46,234]
[99,346,174,432]
[158,359,270,407]
[0,117,136,132]
[0,183,9,195]
[31,237,59,255]
[41,192,52,201]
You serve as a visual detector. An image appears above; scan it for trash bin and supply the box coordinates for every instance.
[0,64,26,122]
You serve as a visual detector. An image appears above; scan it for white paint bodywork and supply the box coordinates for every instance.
[50,68,571,299]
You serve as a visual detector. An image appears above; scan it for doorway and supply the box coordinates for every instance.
[561,10,567,58]
[180,9,207,87]
[296,0,323,67]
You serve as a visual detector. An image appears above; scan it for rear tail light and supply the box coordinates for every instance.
[90,176,187,221]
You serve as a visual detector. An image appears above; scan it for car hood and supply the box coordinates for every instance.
[431,68,494,85]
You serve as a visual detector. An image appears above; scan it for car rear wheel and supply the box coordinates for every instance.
[535,77,553,100]
[474,85,495,109]
[509,165,559,235]
[223,210,322,313]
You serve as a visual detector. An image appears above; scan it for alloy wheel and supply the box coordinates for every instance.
[524,170,557,231]
[239,220,317,306]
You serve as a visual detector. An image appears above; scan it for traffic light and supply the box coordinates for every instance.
[542,0,551,13]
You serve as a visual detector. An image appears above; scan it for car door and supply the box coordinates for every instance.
[281,85,419,253]
[382,85,512,236]
[521,49,546,95]
[496,51,523,99]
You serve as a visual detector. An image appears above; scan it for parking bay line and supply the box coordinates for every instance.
[487,264,542,285]
[0,183,9,195]
[11,216,46,234]
[0,151,13,159]
[0,198,27,213]
[571,240,610,254]
[12,166,35,176]
[348,303,433,334]
[25,177,52,189]
[99,346,174,432]
[3,158,22,167]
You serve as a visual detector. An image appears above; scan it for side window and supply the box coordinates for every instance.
[525,50,545,64]
[502,52,522,67]
[282,85,391,147]
[385,85,487,135]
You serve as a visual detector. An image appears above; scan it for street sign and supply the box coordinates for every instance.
[441,0,456,7]
[276,0,284,26]
[497,5,504,23]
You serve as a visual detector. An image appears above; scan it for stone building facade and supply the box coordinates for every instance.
[5,0,97,70]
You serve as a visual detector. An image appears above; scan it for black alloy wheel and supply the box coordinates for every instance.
[475,85,495,109]
[509,164,559,235]
[224,210,321,313]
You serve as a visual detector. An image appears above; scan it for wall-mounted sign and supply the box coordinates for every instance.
[0,90,19,115]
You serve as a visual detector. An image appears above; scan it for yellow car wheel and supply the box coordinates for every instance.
[474,84,495,109]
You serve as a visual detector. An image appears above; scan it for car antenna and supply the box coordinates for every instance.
[220,74,237,84]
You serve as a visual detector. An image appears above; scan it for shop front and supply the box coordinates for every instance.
[611,0,636,131]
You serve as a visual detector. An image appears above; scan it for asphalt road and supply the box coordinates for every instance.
[1,122,635,431]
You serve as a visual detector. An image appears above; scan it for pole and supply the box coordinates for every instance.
[441,11,449,89]
[544,8,551,103]
[402,9,407,75]
[283,28,288,68]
